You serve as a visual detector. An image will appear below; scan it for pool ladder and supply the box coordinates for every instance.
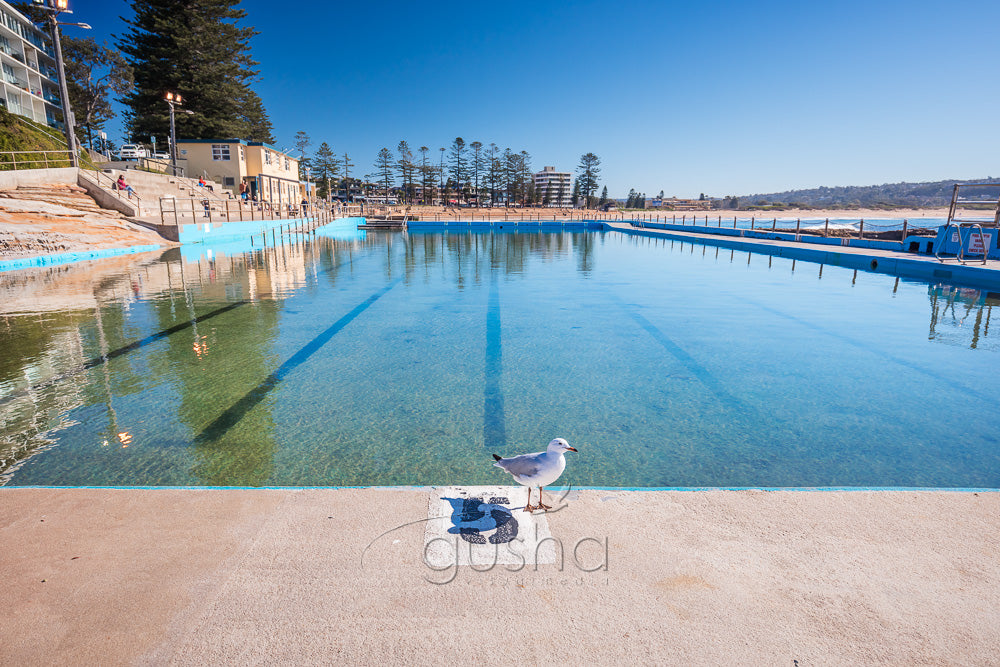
[935,183,999,265]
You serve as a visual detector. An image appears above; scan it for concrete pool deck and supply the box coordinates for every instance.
[605,221,1000,290]
[2,487,998,664]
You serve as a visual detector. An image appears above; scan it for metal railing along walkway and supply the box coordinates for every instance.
[0,150,74,170]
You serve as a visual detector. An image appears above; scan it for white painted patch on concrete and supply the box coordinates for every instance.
[424,486,555,568]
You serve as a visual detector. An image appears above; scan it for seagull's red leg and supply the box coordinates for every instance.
[523,487,535,512]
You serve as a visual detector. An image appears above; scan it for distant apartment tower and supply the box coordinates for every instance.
[0,2,62,129]
[533,166,572,207]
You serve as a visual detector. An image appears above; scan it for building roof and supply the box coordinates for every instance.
[177,138,296,157]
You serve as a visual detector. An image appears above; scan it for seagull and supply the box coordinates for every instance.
[492,438,578,512]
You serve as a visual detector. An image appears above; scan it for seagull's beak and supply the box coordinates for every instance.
[566,446,578,452]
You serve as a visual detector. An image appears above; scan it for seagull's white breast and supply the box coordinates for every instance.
[514,452,566,488]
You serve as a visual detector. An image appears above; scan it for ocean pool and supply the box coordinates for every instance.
[2,225,999,487]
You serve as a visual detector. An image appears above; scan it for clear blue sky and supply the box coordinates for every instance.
[69,0,999,198]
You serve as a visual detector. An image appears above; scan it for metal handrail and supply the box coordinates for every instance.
[0,150,73,170]
[137,156,185,177]
[966,224,988,266]
[937,183,998,263]
[79,168,143,205]
[158,196,304,225]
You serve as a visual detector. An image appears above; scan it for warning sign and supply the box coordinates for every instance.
[968,231,992,255]
[949,230,993,255]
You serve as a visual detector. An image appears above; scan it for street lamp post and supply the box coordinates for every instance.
[164,91,181,174]
[42,0,91,168]
[163,92,192,175]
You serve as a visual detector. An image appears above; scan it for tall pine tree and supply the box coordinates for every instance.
[118,0,272,144]
[313,142,338,199]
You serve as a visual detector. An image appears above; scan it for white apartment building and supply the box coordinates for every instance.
[0,2,62,129]
[533,166,572,207]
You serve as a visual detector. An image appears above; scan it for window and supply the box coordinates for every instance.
[284,157,290,171]
[223,177,235,186]
[264,150,272,165]
[212,144,231,161]
[238,145,245,161]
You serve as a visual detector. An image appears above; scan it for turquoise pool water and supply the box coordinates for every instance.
[2,223,999,487]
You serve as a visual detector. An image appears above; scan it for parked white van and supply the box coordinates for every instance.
[118,144,149,160]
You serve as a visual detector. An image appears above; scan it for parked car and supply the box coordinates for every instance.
[117,144,149,160]
[152,152,170,160]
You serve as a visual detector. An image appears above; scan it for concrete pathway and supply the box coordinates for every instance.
[607,222,1000,288]
[1,488,998,665]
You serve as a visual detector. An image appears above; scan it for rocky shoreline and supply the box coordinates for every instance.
[0,183,171,261]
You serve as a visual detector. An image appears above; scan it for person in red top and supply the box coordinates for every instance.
[116,174,136,199]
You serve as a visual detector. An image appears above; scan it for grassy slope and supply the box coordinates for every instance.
[0,107,96,170]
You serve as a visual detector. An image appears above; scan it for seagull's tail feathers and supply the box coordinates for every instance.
[492,453,503,462]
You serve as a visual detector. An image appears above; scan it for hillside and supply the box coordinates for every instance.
[739,177,1000,209]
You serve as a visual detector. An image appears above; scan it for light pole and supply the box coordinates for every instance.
[164,91,192,175]
[42,0,91,168]
[438,147,445,205]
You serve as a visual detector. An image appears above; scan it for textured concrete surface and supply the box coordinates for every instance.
[1,488,998,665]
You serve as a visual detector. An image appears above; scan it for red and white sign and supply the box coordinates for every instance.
[950,230,993,255]
[968,231,993,255]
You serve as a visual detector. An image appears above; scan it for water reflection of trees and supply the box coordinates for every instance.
[3,230,598,484]
[400,231,598,287]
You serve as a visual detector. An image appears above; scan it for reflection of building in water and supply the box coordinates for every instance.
[0,327,88,484]
[928,284,998,350]
[0,235,370,483]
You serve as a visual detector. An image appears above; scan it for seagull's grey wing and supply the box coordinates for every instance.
[495,453,544,478]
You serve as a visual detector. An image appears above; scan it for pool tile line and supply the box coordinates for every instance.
[195,278,403,444]
[0,300,250,409]
[483,275,507,450]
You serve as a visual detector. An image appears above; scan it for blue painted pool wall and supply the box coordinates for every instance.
[614,224,1000,289]
[932,226,1000,259]
[0,244,163,273]
[406,219,604,232]
[178,216,316,244]
[631,221,905,251]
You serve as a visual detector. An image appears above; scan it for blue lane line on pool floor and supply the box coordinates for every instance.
[743,297,991,403]
[196,278,402,443]
[616,300,743,409]
[0,300,249,410]
[483,275,507,449]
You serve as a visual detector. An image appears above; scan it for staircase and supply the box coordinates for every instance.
[96,168,234,219]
